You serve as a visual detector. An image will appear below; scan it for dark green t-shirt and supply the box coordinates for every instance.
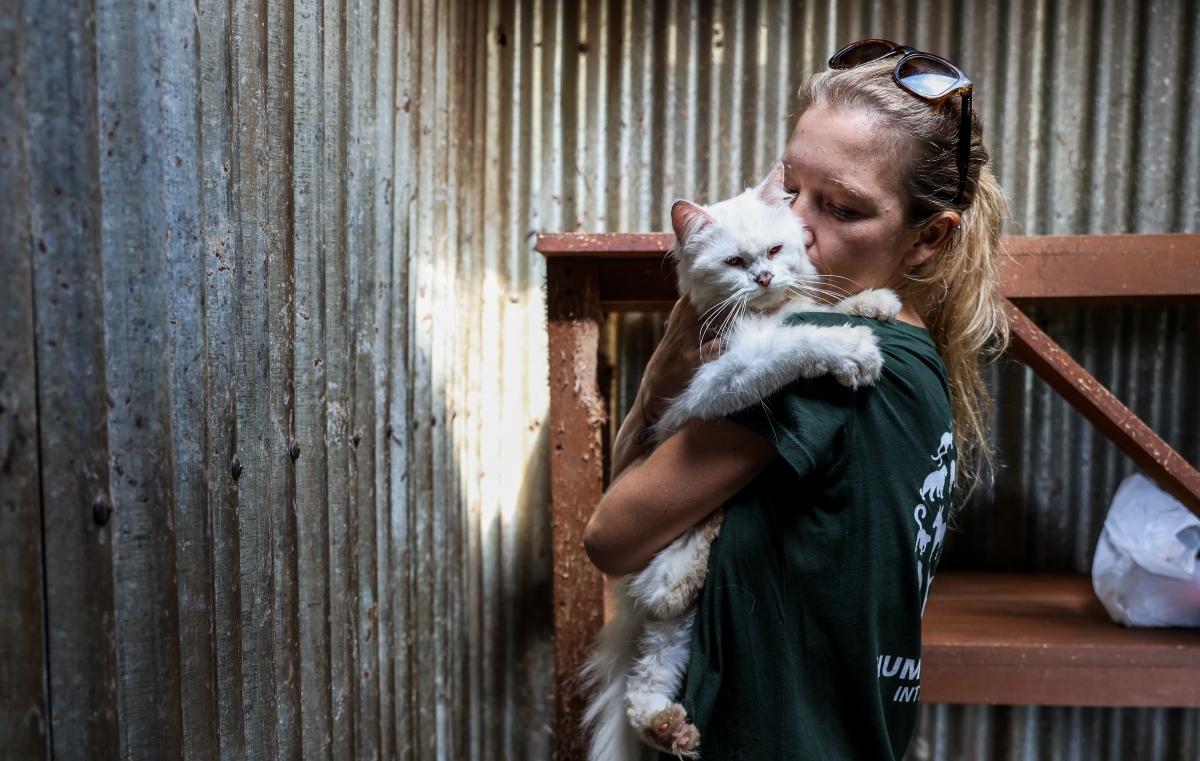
[662,311,956,761]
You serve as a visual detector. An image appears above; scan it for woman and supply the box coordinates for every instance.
[583,44,1009,760]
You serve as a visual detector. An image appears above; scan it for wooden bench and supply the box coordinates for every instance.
[539,232,1200,761]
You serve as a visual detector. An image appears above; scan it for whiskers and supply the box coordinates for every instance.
[694,272,866,355]
[818,273,868,294]
[786,274,859,305]
[715,298,747,343]
[697,292,747,351]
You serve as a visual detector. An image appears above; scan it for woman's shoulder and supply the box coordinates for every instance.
[787,307,945,360]
[780,309,935,345]
[768,310,951,419]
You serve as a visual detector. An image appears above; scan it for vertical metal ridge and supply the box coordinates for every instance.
[0,0,51,755]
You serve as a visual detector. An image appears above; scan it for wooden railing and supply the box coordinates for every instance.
[540,232,1200,761]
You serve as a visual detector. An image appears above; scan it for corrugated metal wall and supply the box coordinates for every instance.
[2,0,1197,759]
[2,0,554,758]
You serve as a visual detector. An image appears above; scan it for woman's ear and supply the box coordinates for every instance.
[903,210,960,268]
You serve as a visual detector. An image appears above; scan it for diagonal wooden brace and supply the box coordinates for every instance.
[1004,299,1200,517]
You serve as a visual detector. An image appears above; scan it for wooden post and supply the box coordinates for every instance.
[547,259,607,761]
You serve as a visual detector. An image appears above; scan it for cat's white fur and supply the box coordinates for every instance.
[581,164,901,761]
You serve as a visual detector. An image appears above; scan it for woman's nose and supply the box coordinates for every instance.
[755,271,773,287]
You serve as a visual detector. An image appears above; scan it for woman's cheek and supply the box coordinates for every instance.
[805,242,825,271]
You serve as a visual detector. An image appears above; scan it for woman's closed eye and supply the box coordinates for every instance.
[783,185,857,221]
[825,202,859,221]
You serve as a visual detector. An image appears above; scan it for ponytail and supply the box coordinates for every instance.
[906,167,1009,502]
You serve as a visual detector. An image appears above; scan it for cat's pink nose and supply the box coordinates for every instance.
[755,271,773,287]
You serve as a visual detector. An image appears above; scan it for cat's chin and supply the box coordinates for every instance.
[748,292,789,315]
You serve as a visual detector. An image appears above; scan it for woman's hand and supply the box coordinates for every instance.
[609,297,724,480]
[640,298,724,409]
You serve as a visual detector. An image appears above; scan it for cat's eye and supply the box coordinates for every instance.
[724,256,746,268]
[767,244,783,257]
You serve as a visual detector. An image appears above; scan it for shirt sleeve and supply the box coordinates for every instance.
[725,374,855,480]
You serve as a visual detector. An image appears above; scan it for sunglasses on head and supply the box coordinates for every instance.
[829,39,973,205]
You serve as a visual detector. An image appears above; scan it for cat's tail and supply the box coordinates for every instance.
[581,582,650,761]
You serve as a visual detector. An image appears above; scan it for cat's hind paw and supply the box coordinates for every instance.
[625,511,722,620]
[641,704,701,759]
[837,288,901,322]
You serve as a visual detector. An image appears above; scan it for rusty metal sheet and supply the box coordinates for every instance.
[292,0,335,757]
[156,0,221,754]
[0,2,49,754]
[23,0,122,756]
[194,0,248,755]
[95,0,189,754]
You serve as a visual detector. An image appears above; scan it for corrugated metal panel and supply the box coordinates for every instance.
[0,0,49,755]
[3,0,553,759]
[4,0,1197,759]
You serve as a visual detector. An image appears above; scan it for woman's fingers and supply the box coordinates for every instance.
[664,297,701,342]
[699,335,724,362]
[640,298,707,403]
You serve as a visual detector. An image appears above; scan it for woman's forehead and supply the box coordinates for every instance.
[782,105,905,200]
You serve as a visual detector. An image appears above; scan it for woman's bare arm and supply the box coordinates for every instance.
[608,380,668,484]
[584,419,776,576]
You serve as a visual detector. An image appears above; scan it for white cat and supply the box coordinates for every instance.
[580,164,901,761]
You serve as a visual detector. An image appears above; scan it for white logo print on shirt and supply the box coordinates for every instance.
[880,430,957,704]
[914,430,954,615]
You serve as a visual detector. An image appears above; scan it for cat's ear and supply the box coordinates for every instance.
[670,200,714,244]
[754,162,791,205]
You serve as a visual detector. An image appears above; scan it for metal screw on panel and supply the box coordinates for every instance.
[92,495,113,526]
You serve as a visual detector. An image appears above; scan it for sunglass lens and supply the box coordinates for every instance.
[830,40,898,69]
[896,55,961,98]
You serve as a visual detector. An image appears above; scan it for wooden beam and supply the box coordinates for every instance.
[537,232,674,256]
[537,232,1200,303]
[922,573,1200,706]
[547,260,607,761]
[1002,233,1200,300]
[1005,300,1200,517]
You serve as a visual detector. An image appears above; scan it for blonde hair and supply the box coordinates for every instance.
[795,59,1010,501]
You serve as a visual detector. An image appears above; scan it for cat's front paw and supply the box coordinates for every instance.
[829,327,883,389]
[837,288,901,322]
[642,704,701,759]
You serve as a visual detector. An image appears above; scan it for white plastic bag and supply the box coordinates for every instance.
[1091,474,1200,628]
